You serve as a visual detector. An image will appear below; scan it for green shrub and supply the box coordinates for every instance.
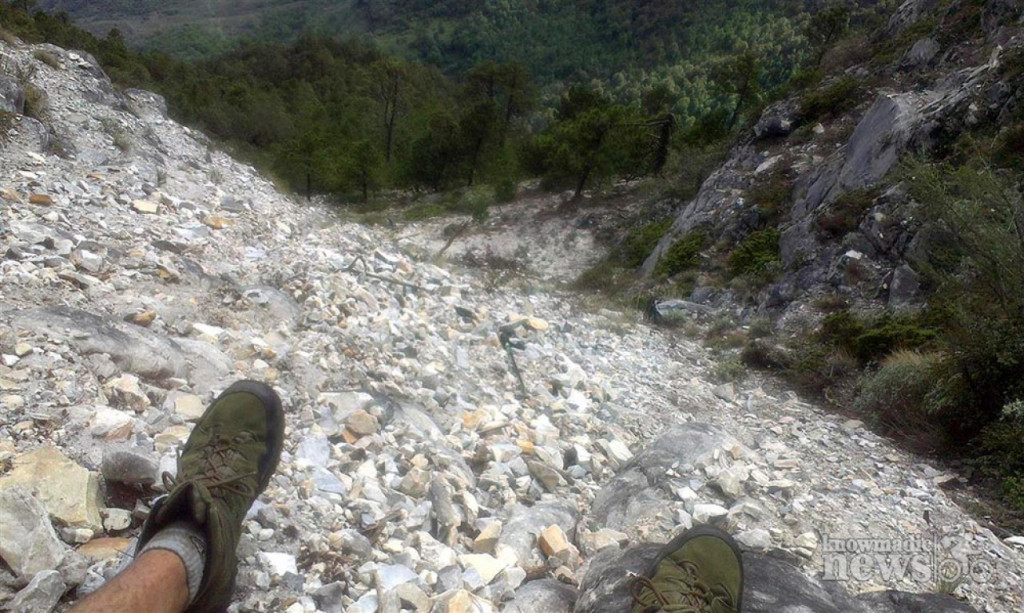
[784,67,824,93]
[994,123,1024,170]
[453,187,492,221]
[493,178,517,204]
[402,202,448,221]
[868,16,937,67]
[936,0,986,45]
[617,220,670,268]
[571,263,630,296]
[712,357,747,383]
[0,110,14,141]
[799,76,863,124]
[819,309,937,364]
[728,228,780,277]
[814,187,879,239]
[655,231,706,278]
[0,27,18,45]
[976,402,1024,513]
[665,140,732,202]
[1001,46,1024,83]
[905,161,1024,436]
[747,168,794,224]
[33,49,61,69]
[22,83,48,120]
[853,350,944,439]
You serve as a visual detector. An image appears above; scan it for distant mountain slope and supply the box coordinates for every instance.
[36,0,819,81]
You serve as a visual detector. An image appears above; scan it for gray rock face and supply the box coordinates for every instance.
[641,148,759,275]
[0,74,25,114]
[573,543,659,613]
[241,285,303,330]
[887,264,921,309]
[12,306,188,380]
[886,0,941,37]
[776,93,922,272]
[0,486,68,578]
[983,0,1024,32]
[123,88,167,120]
[754,99,799,139]
[901,38,941,69]
[173,338,234,394]
[794,94,919,223]
[589,424,739,533]
[6,569,67,613]
[855,590,979,613]
[502,579,577,613]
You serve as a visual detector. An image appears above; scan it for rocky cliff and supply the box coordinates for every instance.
[644,0,1024,321]
[1,27,1023,613]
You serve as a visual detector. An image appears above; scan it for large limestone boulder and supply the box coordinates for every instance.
[587,423,742,536]
[12,306,188,380]
[502,579,576,613]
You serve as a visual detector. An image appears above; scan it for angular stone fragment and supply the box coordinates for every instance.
[473,522,502,553]
[459,553,509,585]
[539,524,571,558]
[90,407,135,440]
[0,446,103,531]
[7,569,66,613]
[0,486,68,577]
[104,374,150,411]
[78,537,132,561]
[346,409,380,436]
[101,450,158,486]
[692,503,729,524]
[131,199,159,214]
[173,394,205,421]
[713,468,744,500]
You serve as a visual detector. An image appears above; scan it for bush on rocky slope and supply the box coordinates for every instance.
[853,350,944,443]
[618,220,671,269]
[655,231,706,278]
[727,228,781,278]
[798,75,865,124]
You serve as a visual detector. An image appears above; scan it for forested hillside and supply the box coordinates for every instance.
[34,1,898,122]
[6,1,877,206]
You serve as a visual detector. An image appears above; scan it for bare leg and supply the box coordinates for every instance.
[71,550,190,613]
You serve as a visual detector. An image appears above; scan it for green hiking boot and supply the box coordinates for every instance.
[631,526,744,613]
[136,381,285,612]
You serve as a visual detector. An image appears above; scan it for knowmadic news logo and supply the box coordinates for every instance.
[822,535,995,585]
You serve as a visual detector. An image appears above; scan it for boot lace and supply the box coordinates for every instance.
[629,560,735,613]
[162,429,259,498]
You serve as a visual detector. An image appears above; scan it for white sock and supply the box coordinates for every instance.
[138,520,207,604]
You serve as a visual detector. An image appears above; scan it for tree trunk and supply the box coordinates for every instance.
[573,165,592,200]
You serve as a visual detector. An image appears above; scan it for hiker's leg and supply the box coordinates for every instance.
[70,550,188,613]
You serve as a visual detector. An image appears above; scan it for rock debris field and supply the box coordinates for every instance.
[1,40,1023,613]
